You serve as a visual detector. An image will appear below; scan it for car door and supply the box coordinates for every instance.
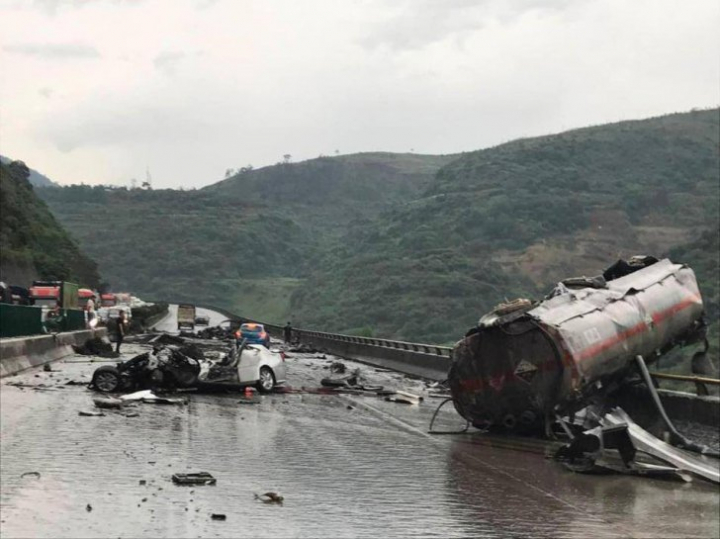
[237,346,262,383]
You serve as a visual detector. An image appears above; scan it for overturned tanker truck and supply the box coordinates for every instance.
[448,257,709,436]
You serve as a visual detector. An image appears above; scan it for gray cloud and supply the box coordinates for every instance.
[3,42,100,59]
[153,51,187,75]
[194,0,219,9]
[2,0,717,189]
[33,0,92,16]
[359,0,579,51]
[43,101,216,153]
[32,0,143,16]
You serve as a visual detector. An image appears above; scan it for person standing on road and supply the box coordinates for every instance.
[86,296,97,328]
[116,310,128,353]
[283,322,292,344]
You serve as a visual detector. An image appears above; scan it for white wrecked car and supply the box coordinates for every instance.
[198,342,287,392]
[91,340,287,394]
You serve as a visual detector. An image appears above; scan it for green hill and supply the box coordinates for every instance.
[290,109,720,342]
[0,160,99,287]
[206,152,458,243]
[0,155,57,187]
[38,153,455,319]
[36,109,719,344]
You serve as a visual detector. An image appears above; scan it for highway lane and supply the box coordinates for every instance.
[1,310,719,538]
[150,304,231,334]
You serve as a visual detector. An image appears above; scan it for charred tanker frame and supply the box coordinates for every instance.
[447,256,716,464]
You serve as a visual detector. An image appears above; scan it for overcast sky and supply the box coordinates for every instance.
[1,0,718,189]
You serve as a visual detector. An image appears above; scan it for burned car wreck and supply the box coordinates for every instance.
[90,339,287,394]
[448,256,719,482]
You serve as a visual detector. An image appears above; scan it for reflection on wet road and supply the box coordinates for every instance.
[2,341,719,538]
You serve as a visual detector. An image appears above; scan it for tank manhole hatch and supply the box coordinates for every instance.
[514,359,538,384]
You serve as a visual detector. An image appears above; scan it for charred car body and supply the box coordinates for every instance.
[91,340,286,394]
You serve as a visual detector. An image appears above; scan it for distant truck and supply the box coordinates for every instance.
[77,288,97,310]
[177,304,196,331]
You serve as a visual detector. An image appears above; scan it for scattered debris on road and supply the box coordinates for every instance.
[237,398,259,405]
[149,333,186,346]
[20,472,41,479]
[78,410,106,417]
[385,390,422,405]
[211,513,227,521]
[93,396,124,409]
[254,492,284,504]
[119,389,187,405]
[329,361,347,374]
[172,472,217,486]
[73,337,117,357]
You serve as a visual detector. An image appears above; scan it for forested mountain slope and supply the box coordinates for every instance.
[37,109,719,343]
[0,156,57,187]
[38,153,455,317]
[0,160,99,286]
[290,109,719,342]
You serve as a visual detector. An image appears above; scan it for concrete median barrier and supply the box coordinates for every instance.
[0,328,108,378]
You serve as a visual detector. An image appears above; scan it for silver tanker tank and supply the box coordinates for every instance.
[448,258,706,432]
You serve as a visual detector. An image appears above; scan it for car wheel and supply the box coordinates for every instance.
[92,366,121,393]
[257,367,275,393]
[173,368,199,388]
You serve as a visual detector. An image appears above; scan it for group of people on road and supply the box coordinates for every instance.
[81,296,126,352]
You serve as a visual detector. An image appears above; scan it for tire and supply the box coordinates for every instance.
[257,367,275,393]
[172,368,199,388]
[92,366,122,393]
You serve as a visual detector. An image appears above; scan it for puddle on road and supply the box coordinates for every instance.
[1,346,719,538]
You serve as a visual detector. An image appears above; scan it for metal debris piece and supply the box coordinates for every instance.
[119,390,187,405]
[172,472,217,486]
[385,396,414,405]
[211,514,227,521]
[330,361,347,374]
[254,492,284,504]
[20,471,41,479]
[149,333,186,346]
[79,410,106,417]
[93,396,124,409]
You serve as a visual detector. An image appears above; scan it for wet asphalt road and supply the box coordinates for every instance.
[2,315,719,538]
